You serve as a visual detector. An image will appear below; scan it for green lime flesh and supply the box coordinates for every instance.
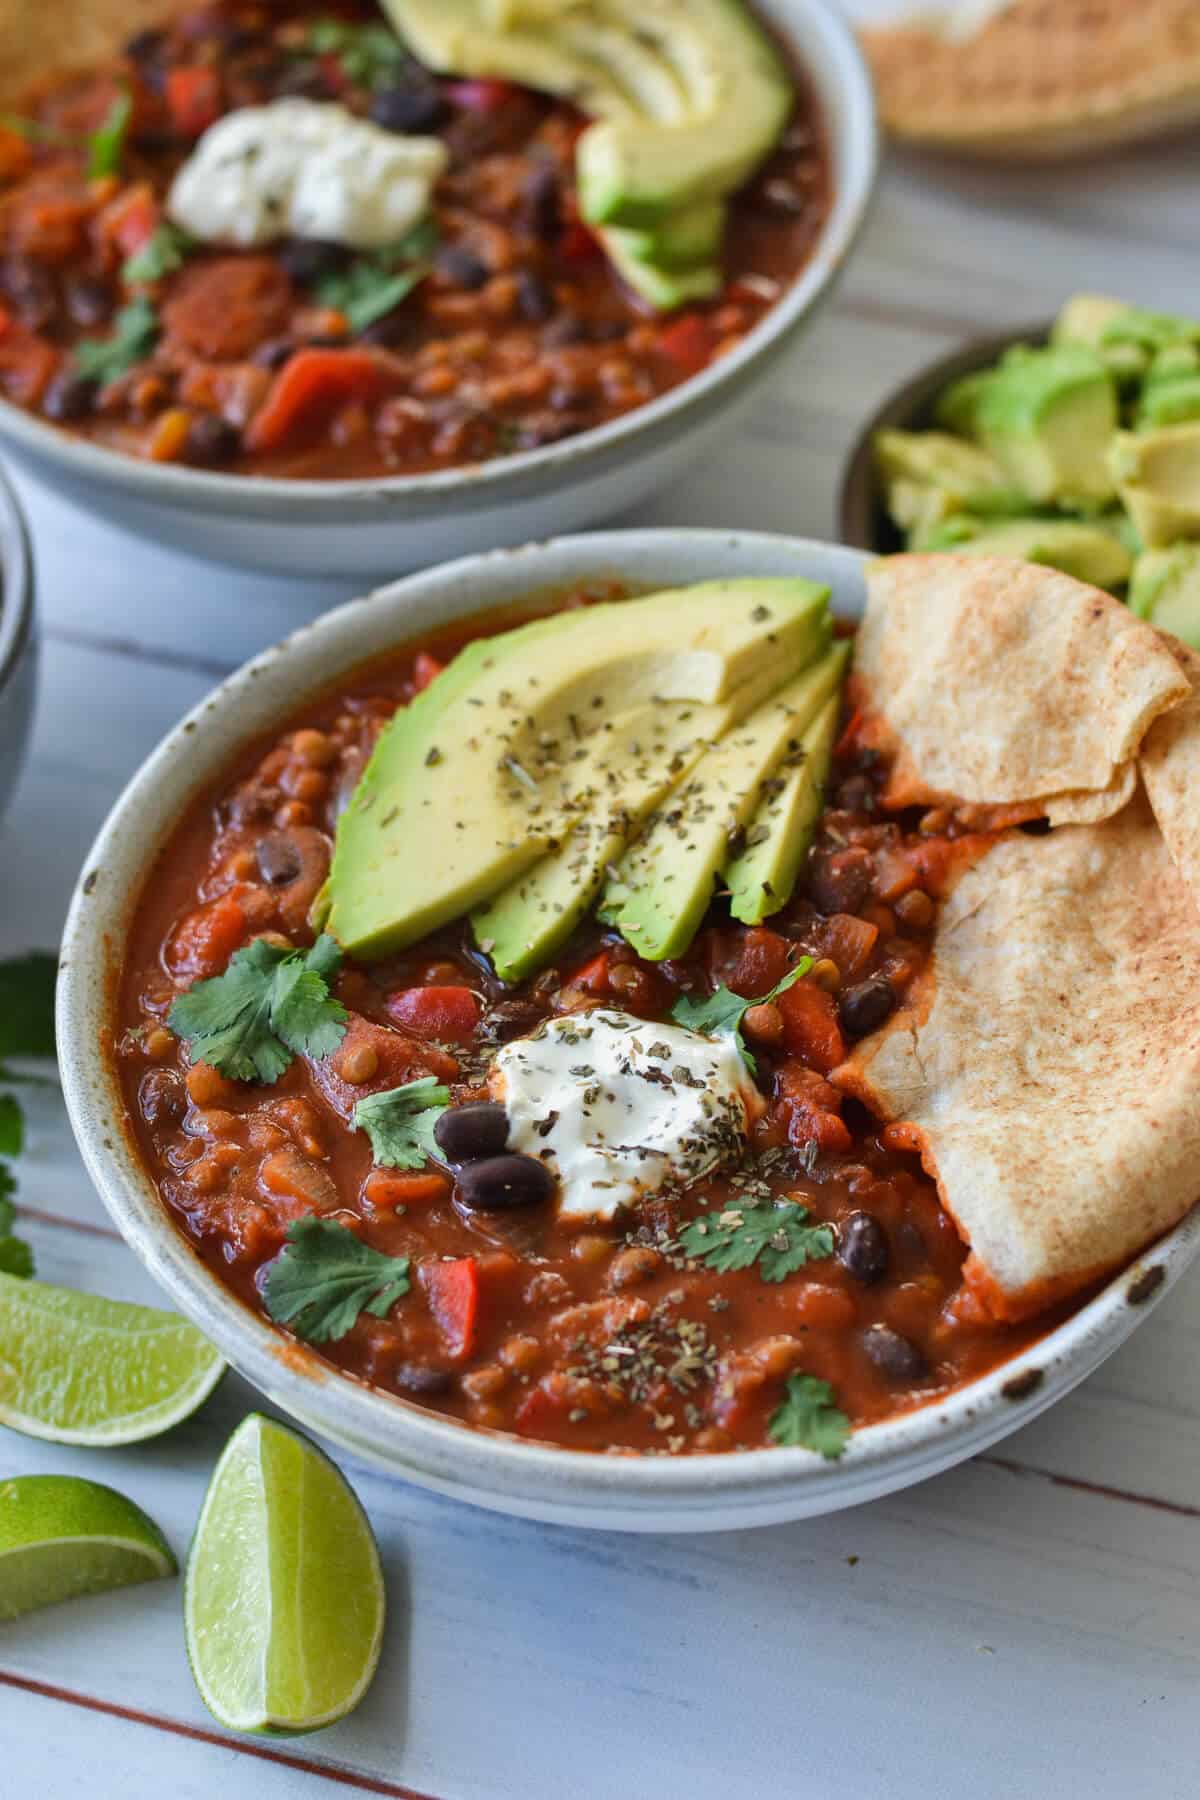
[0,1474,176,1620]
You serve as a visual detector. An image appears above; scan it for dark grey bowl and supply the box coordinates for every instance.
[838,320,1053,552]
[0,461,38,823]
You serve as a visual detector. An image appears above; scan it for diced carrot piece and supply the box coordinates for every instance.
[166,891,247,978]
[790,1285,858,1330]
[385,985,481,1044]
[420,1257,481,1361]
[880,1120,925,1155]
[720,927,791,999]
[165,65,221,138]
[411,651,445,692]
[777,978,845,1074]
[657,313,715,375]
[364,1169,450,1211]
[244,348,394,455]
[147,407,192,462]
[872,847,919,905]
[815,912,879,983]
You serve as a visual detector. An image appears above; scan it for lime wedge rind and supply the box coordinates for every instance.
[0,1475,177,1621]
[185,1414,385,1735]
[0,1272,225,1446]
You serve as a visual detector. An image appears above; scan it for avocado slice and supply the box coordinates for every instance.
[948,345,1117,507]
[874,429,1015,533]
[600,229,721,310]
[602,643,845,961]
[326,580,830,960]
[612,198,725,270]
[1109,424,1200,549]
[472,640,822,980]
[908,517,1132,591]
[574,0,793,229]
[1129,545,1200,648]
[724,647,849,926]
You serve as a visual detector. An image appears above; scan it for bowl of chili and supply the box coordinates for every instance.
[56,527,1200,1531]
[0,0,875,578]
[0,460,37,823]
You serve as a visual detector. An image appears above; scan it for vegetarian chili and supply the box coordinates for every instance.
[116,591,1073,1457]
[0,1,830,477]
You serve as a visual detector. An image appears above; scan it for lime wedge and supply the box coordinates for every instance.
[185,1414,385,1734]
[0,1474,176,1620]
[0,1272,224,1445]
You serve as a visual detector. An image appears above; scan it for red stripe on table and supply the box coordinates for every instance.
[18,1203,124,1241]
[0,1668,448,1799]
[981,1455,1200,1522]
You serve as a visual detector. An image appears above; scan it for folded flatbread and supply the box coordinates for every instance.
[836,555,1200,1320]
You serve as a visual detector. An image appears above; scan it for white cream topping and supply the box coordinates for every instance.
[492,1008,754,1221]
[167,99,447,251]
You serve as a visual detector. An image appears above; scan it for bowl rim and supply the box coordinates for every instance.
[0,460,34,693]
[56,526,1200,1525]
[0,0,877,521]
[837,318,1054,554]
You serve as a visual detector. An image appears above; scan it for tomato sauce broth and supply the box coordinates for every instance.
[115,592,1066,1456]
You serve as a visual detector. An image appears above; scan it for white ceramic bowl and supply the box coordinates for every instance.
[0,0,876,579]
[0,460,37,823]
[57,529,1200,1531]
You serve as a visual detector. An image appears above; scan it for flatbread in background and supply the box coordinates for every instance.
[852,554,1189,825]
[834,797,1200,1321]
[0,0,177,105]
[861,0,1200,160]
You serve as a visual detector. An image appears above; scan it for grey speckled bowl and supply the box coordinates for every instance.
[0,0,876,579]
[57,530,1200,1531]
[0,460,37,824]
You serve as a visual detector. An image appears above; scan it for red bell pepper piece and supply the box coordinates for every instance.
[514,1383,570,1438]
[656,313,715,376]
[165,66,222,139]
[244,349,392,454]
[166,891,246,979]
[385,985,481,1044]
[420,1258,481,1362]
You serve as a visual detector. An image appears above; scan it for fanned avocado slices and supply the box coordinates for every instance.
[601,638,844,961]
[724,645,850,925]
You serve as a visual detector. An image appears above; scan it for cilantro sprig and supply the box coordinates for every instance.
[168,934,347,1084]
[0,951,58,1281]
[123,221,194,285]
[87,90,132,178]
[768,1373,850,1459]
[678,1199,833,1283]
[73,297,160,386]
[314,222,438,334]
[671,957,812,1073]
[304,19,414,88]
[263,1217,410,1342]
[353,1076,449,1169]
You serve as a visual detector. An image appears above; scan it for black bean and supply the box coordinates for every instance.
[516,270,554,322]
[837,1211,889,1285]
[42,370,97,422]
[483,997,547,1042]
[586,319,626,342]
[3,258,57,333]
[371,83,447,134]
[838,977,896,1039]
[273,63,334,101]
[358,311,410,348]
[393,1362,454,1396]
[863,1324,928,1383]
[541,313,587,348]
[184,414,241,465]
[435,245,490,291]
[456,1152,554,1211]
[252,337,296,370]
[434,1103,510,1164]
[255,831,303,887]
[124,26,165,60]
[138,1068,185,1127]
[65,275,112,329]
[523,164,561,241]
[808,844,872,914]
[276,238,349,285]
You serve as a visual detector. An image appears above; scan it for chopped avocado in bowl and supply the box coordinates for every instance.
[839,295,1200,646]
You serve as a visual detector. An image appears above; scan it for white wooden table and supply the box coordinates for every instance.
[4,28,1200,1792]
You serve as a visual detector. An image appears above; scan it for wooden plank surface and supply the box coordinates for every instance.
[3,35,1200,1794]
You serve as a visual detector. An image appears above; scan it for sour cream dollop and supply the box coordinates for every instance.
[167,99,447,251]
[492,1009,755,1221]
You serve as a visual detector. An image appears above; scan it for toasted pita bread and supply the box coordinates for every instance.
[1140,638,1200,901]
[861,0,1200,161]
[852,555,1189,825]
[834,796,1200,1320]
[0,0,177,105]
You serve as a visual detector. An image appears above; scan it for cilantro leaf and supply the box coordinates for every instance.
[314,228,436,334]
[670,957,813,1072]
[87,90,132,178]
[353,1076,450,1169]
[0,953,57,1060]
[0,1176,34,1279]
[678,1200,833,1281]
[768,1372,850,1459]
[305,19,414,88]
[74,297,160,385]
[168,934,347,1084]
[123,221,194,284]
[263,1217,410,1342]
[0,1094,23,1159]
